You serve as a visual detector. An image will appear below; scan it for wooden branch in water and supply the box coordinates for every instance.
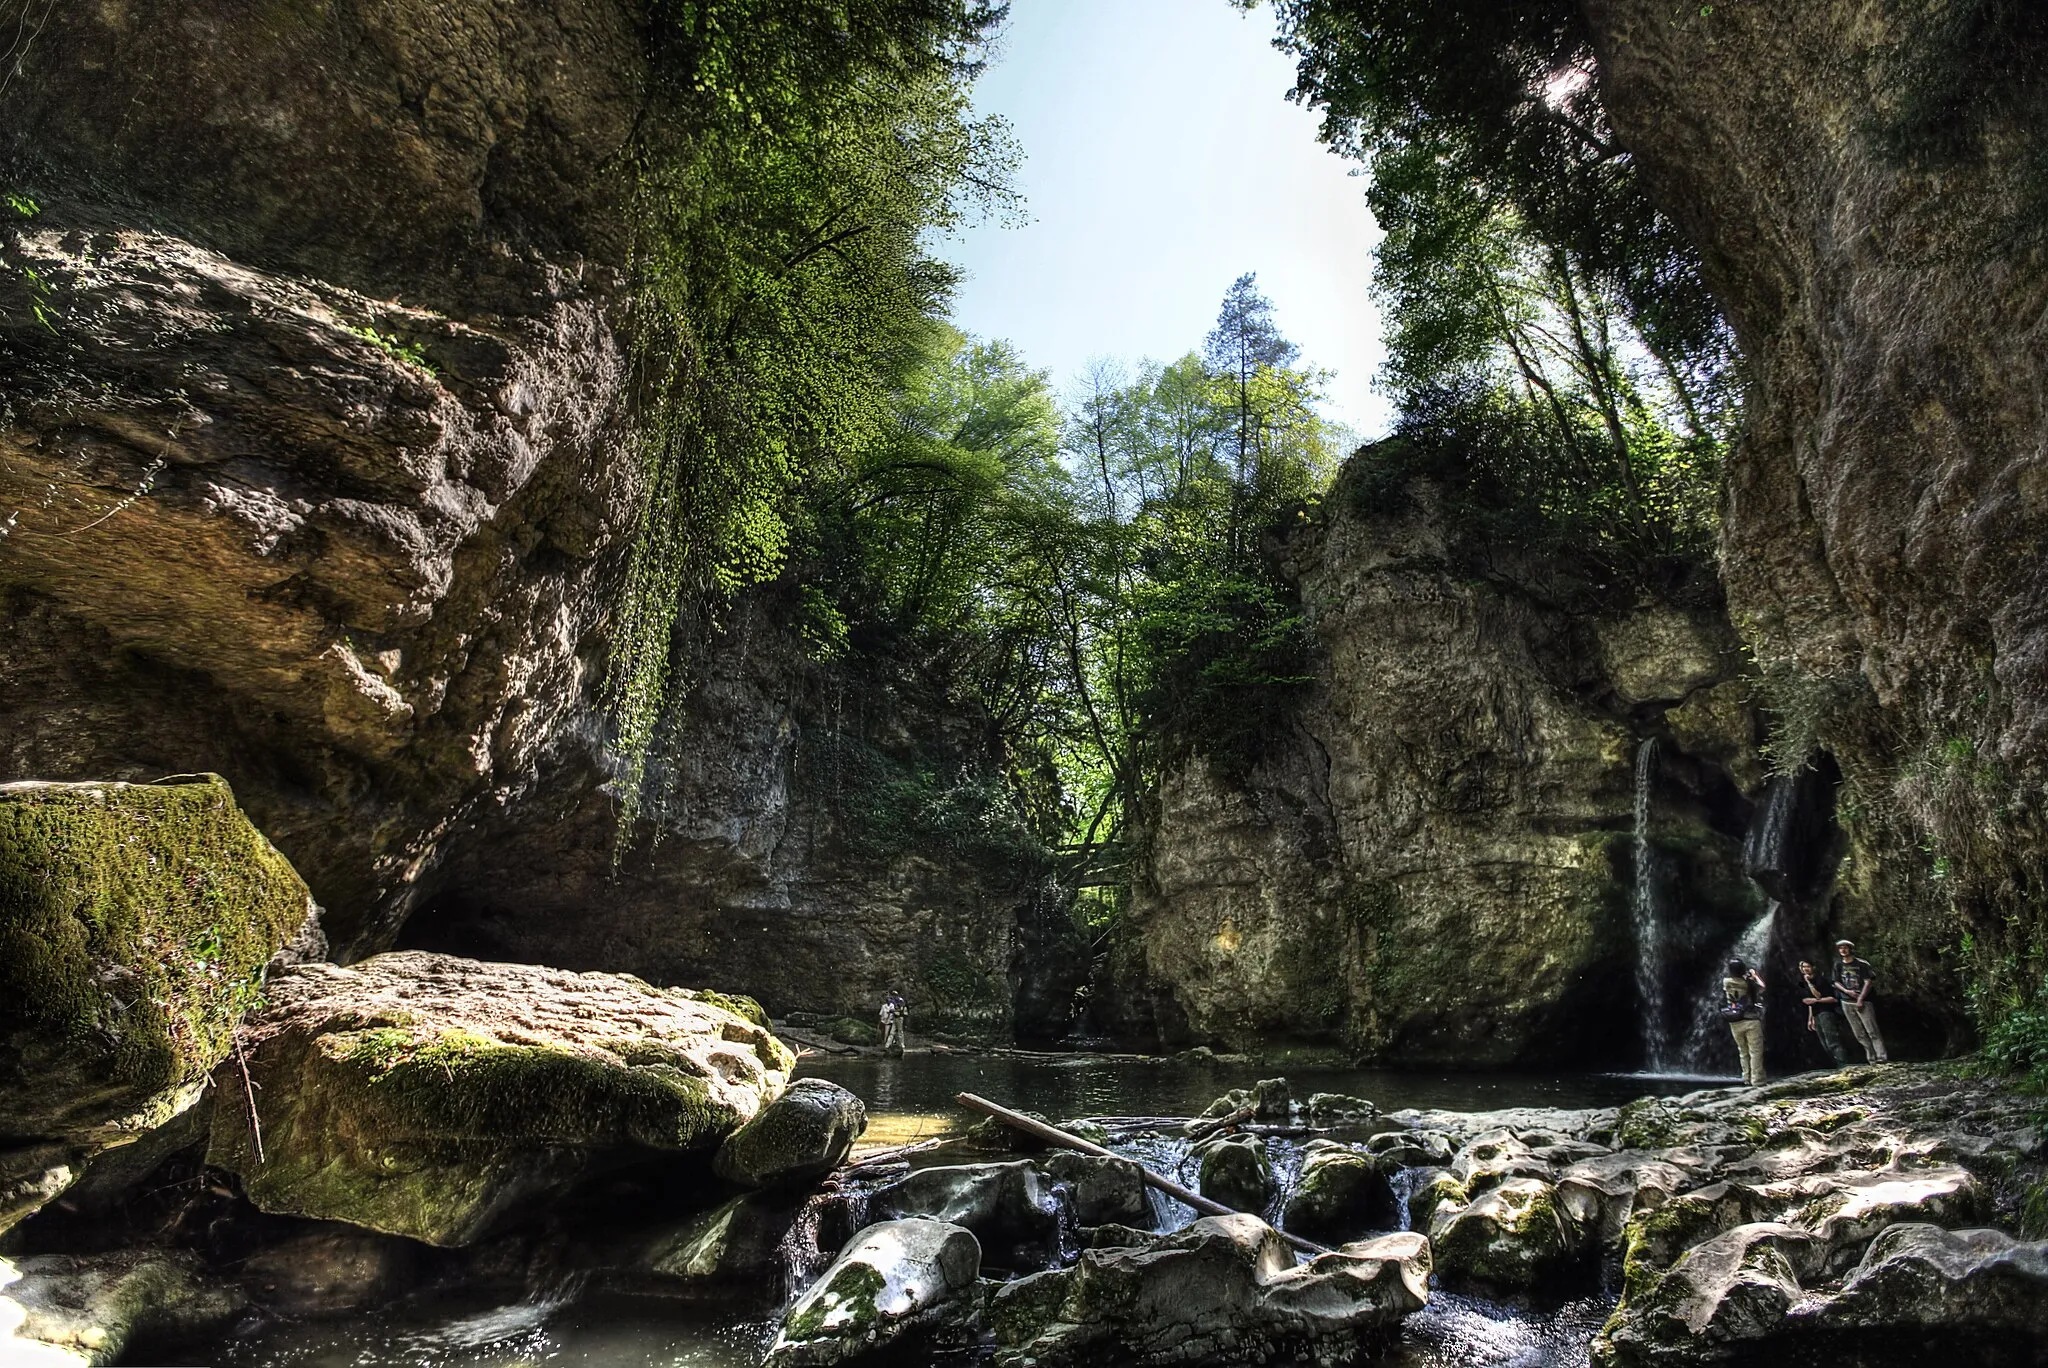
[953,1092,1332,1257]
[1184,1105,1256,1142]
[842,1136,948,1173]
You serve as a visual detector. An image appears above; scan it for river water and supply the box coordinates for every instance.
[157,1057,1698,1368]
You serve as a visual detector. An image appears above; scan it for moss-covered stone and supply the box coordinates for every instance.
[0,776,313,1142]
[208,951,793,1246]
[1431,1177,1579,1292]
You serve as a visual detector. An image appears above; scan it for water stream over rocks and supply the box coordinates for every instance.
[149,1058,1703,1368]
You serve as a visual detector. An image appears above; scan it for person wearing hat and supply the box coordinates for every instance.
[1830,939,1888,1062]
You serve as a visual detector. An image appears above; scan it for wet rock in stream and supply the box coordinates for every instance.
[988,1214,1429,1367]
[869,1161,1062,1272]
[765,1218,981,1368]
[0,1249,248,1366]
[1281,1140,1399,1245]
[715,1080,869,1190]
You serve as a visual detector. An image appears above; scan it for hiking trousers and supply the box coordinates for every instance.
[882,1018,905,1054]
[1730,1018,1765,1086]
[1842,1000,1887,1062]
[1814,1011,1852,1066]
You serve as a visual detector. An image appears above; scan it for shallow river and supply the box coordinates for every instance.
[161,1057,1703,1368]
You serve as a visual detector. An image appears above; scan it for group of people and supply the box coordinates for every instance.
[1721,938,1889,1086]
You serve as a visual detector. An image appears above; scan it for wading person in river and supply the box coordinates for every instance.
[1722,958,1767,1086]
[1831,940,1888,1062]
[879,990,907,1056]
[1799,958,1853,1067]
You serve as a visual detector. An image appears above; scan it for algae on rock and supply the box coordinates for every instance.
[208,951,793,1246]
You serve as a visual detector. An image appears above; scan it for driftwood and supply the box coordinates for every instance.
[1183,1105,1256,1142]
[841,1136,949,1174]
[954,1092,1332,1257]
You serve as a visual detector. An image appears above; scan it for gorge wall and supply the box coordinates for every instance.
[0,1,1029,1036]
[1115,466,1782,1069]
[1583,0,2048,1012]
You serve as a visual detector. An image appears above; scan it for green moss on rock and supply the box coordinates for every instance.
[0,776,312,1138]
[208,951,793,1246]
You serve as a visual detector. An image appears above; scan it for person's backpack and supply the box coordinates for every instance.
[1721,979,1763,1022]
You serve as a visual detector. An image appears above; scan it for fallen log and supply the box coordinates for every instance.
[955,1092,1332,1257]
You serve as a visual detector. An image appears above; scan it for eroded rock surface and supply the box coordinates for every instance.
[207,951,793,1245]
[988,1214,1428,1368]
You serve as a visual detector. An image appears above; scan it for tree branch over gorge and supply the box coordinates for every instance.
[1242,0,1737,568]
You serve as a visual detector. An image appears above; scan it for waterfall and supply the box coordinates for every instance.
[1631,738,1671,1071]
[1673,901,1779,1074]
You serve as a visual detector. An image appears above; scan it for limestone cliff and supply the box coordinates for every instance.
[0,2,1031,1034]
[1117,468,1767,1067]
[1581,0,2048,1023]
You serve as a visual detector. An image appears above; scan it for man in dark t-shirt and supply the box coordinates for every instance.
[1799,959,1852,1066]
[1831,940,1888,1062]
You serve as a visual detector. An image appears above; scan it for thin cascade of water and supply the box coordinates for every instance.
[1631,738,1670,1071]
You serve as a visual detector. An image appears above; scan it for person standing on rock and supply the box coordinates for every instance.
[879,990,907,1056]
[1798,958,1853,1067]
[1830,940,1888,1062]
[1722,958,1767,1086]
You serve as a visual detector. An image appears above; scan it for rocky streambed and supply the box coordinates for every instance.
[5,781,2048,1368]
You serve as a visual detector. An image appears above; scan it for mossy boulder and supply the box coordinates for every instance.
[1196,1135,1276,1215]
[767,1218,981,1368]
[207,951,794,1246]
[1430,1176,1581,1293]
[1281,1141,1398,1245]
[714,1078,866,1189]
[0,776,315,1233]
[0,776,314,1139]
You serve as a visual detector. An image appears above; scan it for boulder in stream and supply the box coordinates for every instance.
[988,1213,1428,1367]
[207,951,794,1246]
[766,1218,981,1368]
[0,776,317,1233]
[1430,1176,1582,1293]
[713,1078,867,1188]
[870,1160,1061,1270]
[1042,1151,1150,1227]
[1281,1140,1397,1244]
[0,1249,248,1367]
[1196,1135,1276,1214]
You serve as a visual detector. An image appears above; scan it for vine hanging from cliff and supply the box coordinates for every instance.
[605,1,1019,821]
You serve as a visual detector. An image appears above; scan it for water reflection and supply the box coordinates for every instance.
[803,1053,1698,1125]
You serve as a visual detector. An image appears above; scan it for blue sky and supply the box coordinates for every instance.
[937,0,1391,435]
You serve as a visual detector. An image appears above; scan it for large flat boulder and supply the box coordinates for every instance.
[0,776,316,1232]
[989,1215,1427,1368]
[207,950,793,1245]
